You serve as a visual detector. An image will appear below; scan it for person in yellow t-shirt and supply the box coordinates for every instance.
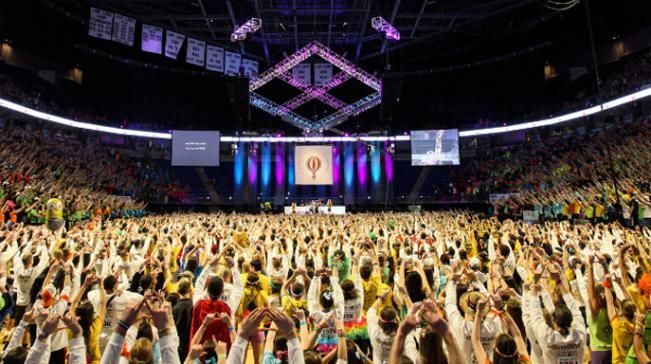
[236,272,269,364]
[605,281,637,364]
[359,264,380,313]
[65,272,107,364]
[240,257,270,294]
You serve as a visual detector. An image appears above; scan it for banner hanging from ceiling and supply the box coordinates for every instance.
[293,63,311,86]
[225,51,242,76]
[206,45,225,72]
[242,59,259,79]
[111,13,136,46]
[88,7,114,40]
[141,24,163,54]
[164,30,185,59]
[314,63,333,87]
[186,38,206,66]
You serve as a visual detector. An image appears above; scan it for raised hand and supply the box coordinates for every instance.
[267,307,296,337]
[237,308,267,339]
[422,300,449,334]
[40,313,60,338]
[399,302,423,335]
[60,312,83,338]
[120,298,147,328]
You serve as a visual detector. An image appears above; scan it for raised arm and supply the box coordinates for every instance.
[471,299,489,364]
[604,277,617,323]
[634,313,651,364]
[586,256,600,317]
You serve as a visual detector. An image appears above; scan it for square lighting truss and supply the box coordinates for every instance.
[249,41,382,132]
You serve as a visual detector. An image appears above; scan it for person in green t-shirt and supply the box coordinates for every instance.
[587,257,613,363]
[329,249,351,283]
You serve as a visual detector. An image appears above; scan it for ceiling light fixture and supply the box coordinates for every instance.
[231,18,262,42]
[371,16,400,41]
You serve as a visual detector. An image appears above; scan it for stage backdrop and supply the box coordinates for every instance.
[295,145,333,185]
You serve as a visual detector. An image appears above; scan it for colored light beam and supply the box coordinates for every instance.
[234,142,244,187]
[357,142,367,187]
[332,143,340,186]
[288,145,295,188]
[384,142,394,183]
[261,143,271,195]
[248,147,258,186]
[371,142,381,185]
[344,142,354,191]
[275,143,284,187]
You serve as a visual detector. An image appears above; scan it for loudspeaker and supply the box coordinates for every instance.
[227,76,250,123]
[381,75,403,122]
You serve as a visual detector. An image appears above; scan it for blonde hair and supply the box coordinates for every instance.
[129,338,154,364]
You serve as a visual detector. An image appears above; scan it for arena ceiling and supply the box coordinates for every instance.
[43,0,564,65]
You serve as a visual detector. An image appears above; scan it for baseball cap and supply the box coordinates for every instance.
[41,284,57,308]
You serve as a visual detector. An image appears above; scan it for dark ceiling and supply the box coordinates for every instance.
[45,0,556,65]
[0,0,650,133]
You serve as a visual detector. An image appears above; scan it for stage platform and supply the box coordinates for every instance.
[283,206,346,215]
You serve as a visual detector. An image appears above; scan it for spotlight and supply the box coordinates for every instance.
[230,143,238,155]
[231,18,262,42]
[371,16,400,41]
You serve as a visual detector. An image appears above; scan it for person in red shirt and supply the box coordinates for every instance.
[190,276,232,349]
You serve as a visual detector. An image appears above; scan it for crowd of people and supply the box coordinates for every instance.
[456,116,651,223]
[0,212,649,364]
[0,123,157,226]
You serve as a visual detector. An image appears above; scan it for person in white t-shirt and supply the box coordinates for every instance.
[522,265,586,364]
[87,274,143,351]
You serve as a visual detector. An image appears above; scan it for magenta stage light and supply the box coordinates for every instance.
[371,16,400,41]
[248,41,382,131]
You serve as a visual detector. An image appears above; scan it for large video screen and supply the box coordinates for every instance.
[410,129,460,166]
[294,145,333,185]
[171,130,221,166]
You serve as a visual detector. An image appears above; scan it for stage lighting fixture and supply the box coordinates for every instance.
[231,18,262,42]
[230,143,238,155]
[371,16,400,41]
[248,41,381,131]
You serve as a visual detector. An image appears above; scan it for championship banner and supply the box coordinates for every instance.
[225,51,242,76]
[293,63,311,86]
[242,59,259,78]
[164,30,185,60]
[295,145,333,185]
[88,7,113,40]
[186,38,206,66]
[111,13,136,46]
[141,24,163,54]
[206,45,224,72]
[314,63,332,87]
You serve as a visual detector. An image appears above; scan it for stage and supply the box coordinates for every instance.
[283,205,346,215]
